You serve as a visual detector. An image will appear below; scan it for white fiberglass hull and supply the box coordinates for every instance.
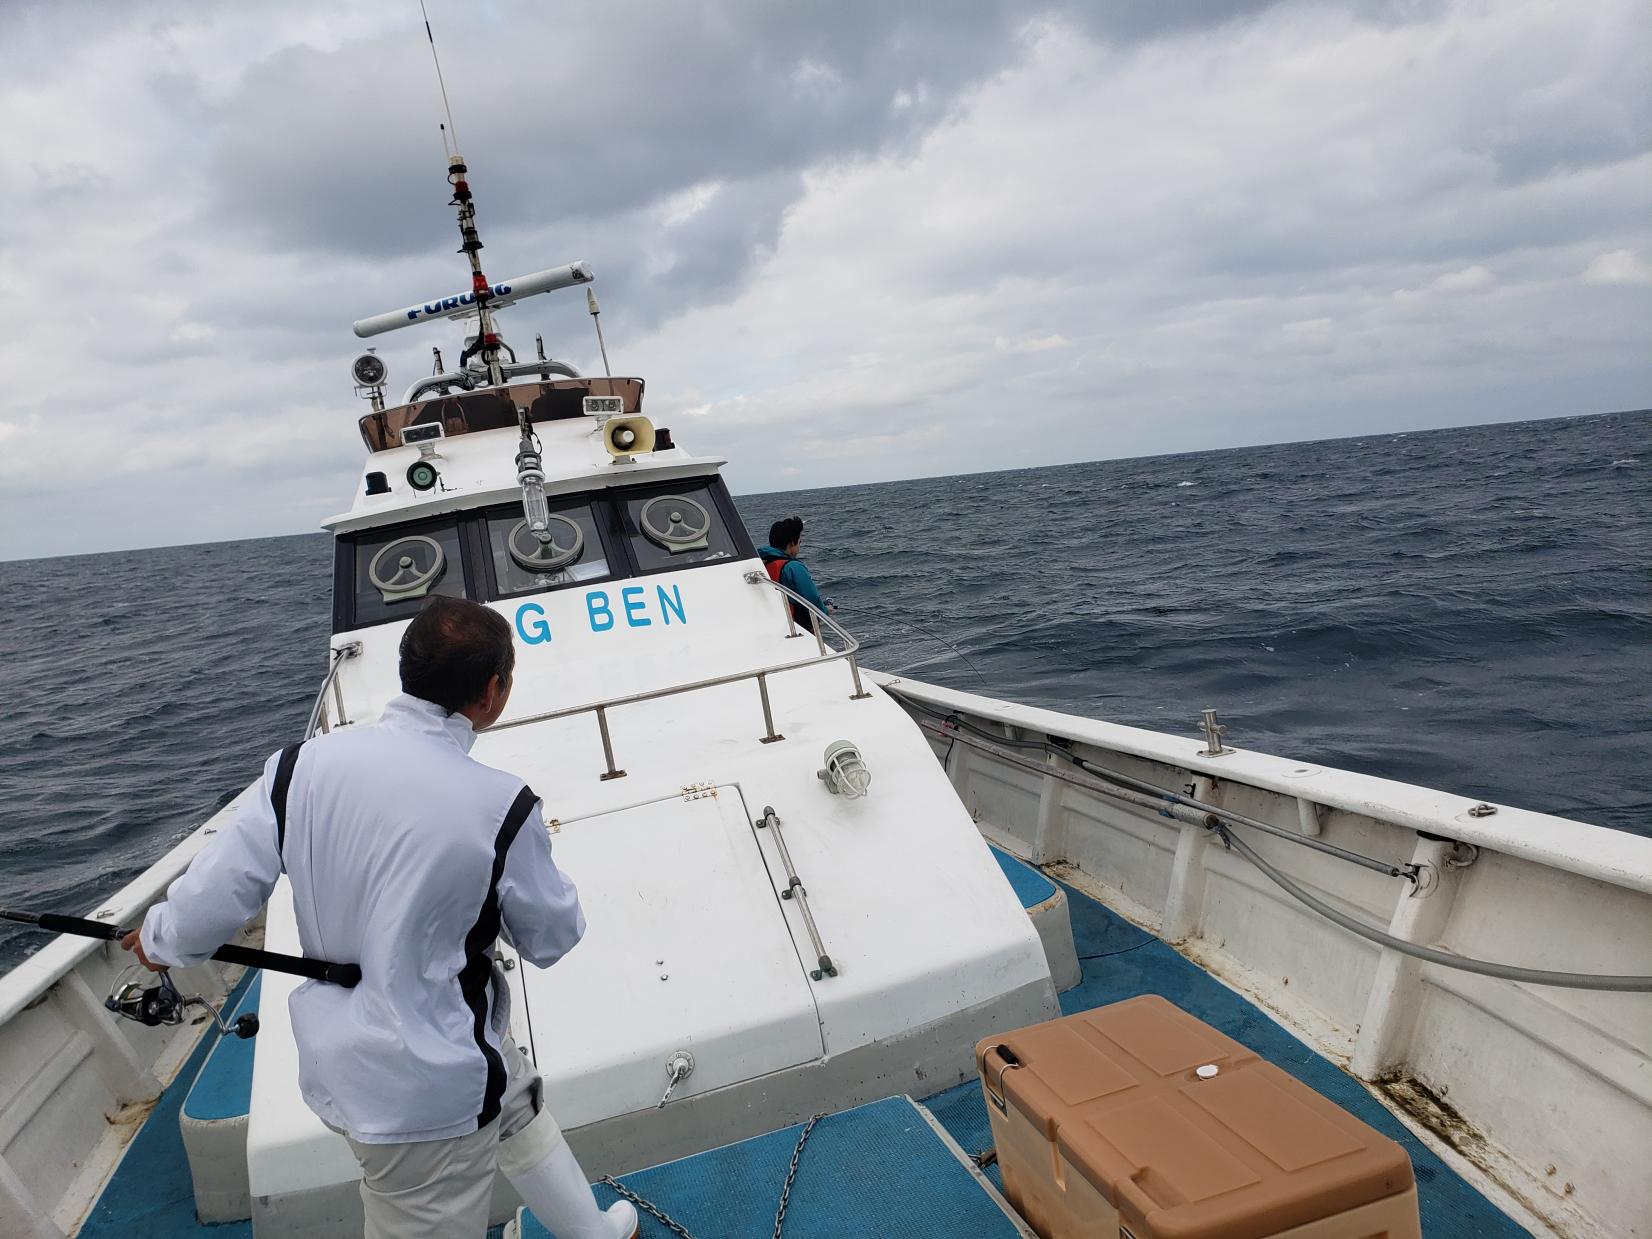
[0,675,1646,1238]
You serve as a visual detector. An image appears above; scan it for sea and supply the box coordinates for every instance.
[1,410,1647,973]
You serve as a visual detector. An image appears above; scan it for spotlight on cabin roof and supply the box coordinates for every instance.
[351,352,387,388]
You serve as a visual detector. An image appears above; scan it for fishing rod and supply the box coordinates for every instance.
[0,908,361,988]
[857,604,992,687]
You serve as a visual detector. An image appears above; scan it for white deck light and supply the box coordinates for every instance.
[819,741,872,799]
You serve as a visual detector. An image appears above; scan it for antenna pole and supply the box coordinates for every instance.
[587,287,613,379]
[420,0,460,153]
[445,157,504,389]
[419,5,546,543]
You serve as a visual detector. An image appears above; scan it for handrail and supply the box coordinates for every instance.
[878,671,1652,896]
[757,805,837,979]
[484,572,873,776]
[748,571,873,700]
[305,642,362,739]
[906,704,1652,992]
[915,716,1417,878]
[400,359,581,404]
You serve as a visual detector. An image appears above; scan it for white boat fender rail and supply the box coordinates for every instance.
[755,806,838,980]
[1211,824,1652,992]
[911,705,1652,993]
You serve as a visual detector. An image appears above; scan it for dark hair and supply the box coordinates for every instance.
[399,596,515,712]
[769,516,804,548]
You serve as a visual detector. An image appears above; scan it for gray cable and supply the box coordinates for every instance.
[892,695,1652,991]
[1218,826,1652,992]
[912,704,1413,878]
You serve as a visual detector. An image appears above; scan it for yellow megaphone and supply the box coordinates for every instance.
[600,415,656,458]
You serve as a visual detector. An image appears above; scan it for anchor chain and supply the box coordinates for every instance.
[598,1176,698,1239]
[595,1111,826,1239]
[771,1112,823,1239]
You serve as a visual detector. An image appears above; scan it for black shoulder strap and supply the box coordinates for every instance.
[271,743,304,860]
[497,786,540,859]
[463,784,541,1128]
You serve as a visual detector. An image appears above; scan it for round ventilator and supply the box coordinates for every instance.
[368,535,445,601]
[508,516,583,572]
[640,495,712,551]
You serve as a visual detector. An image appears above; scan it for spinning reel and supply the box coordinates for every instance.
[105,967,259,1040]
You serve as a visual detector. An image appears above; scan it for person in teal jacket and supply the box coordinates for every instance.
[759,516,834,629]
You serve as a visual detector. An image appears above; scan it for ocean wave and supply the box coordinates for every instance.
[3,413,1650,974]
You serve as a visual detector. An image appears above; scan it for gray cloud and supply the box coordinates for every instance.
[0,0,1647,561]
[202,3,1038,260]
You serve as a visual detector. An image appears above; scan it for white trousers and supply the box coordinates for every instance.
[342,1038,558,1239]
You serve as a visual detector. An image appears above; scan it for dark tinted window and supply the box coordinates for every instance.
[621,481,743,573]
[485,499,614,598]
[350,520,467,627]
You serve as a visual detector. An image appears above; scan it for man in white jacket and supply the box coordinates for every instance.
[128,595,637,1239]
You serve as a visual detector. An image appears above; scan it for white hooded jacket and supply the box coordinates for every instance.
[143,693,585,1143]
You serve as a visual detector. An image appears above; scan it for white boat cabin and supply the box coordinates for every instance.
[246,373,1057,1229]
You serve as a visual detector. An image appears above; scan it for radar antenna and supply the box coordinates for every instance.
[417,1,553,544]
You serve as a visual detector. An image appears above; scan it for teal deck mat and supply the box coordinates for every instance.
[182,973,262,1123]
[522,1096,1023,1239]
[80,969,257,1238]
[83,870,1524,1237]
[924,874,1528,1238]
[990,844,1057,908]
[78,967,505,1238]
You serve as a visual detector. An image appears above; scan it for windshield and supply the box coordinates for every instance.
[350,520,468,627]
[485,499,614,598]
[333,475,755,631]
[620,481,743,574]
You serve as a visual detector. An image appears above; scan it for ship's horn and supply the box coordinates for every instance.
[601,416,656,457]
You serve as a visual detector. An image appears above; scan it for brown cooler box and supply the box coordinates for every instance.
[977,995,1420,1239]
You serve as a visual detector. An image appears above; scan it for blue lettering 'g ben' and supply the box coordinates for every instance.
[587,584,687,632]
[514,585,687,644]
[514,601,553,645]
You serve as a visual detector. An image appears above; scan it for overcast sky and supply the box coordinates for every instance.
[0,0,1647,560]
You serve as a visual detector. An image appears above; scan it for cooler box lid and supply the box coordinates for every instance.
[979,995,1414,1239]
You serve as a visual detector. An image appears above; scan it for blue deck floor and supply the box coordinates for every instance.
[81,865,1521,1237]
[520,1096,1023,1239]
[80,969,257,1239]
[925,875,1527,1239]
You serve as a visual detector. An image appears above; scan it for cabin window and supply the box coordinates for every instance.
[347,518,469,627]
[332,475,754,631]
[619,479,746,574]
[484,498,615,599]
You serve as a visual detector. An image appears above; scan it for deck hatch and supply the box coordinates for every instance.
[518,787,825,1128]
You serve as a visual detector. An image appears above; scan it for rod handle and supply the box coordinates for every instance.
[2,909,361,988]
[25,911,126,942]
[210,942,362,988]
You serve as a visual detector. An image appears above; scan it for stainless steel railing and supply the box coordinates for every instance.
[305,642,363,739]
[757,804,837,979]
[485,572,873,779]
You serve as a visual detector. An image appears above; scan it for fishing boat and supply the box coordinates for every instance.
[1,123,1649,1239]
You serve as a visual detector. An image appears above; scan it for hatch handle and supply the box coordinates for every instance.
[758,806,839,980]
[982,1044,1022,1113]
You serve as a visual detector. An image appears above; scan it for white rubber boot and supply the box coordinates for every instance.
[503,1137,637,1239]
